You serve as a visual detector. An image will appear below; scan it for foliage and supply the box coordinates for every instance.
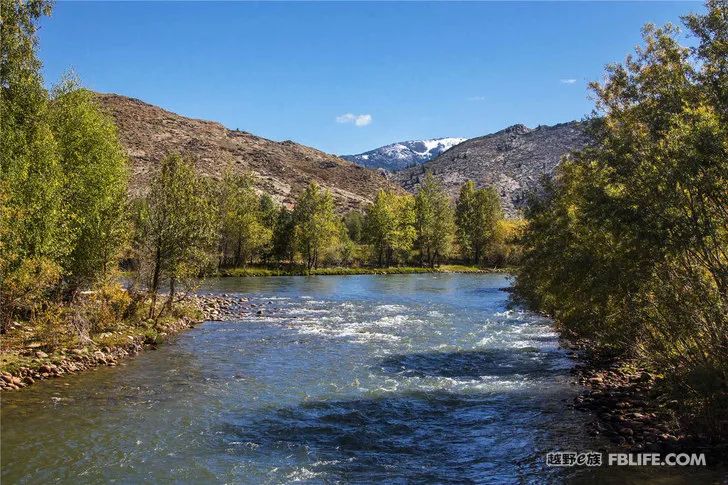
[133,154,218,317]
[1,1,128,329]
[455,180,503,264]
[343,210,365,244]
[515,1,728,436]
[218,171,272,267]
[292,182,341,270]
[49,77,129,291]
[414,173,456,267]
[271,206,296,264]
[364,190,417,267]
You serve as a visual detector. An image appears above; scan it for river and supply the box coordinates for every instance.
[0,274,715,483]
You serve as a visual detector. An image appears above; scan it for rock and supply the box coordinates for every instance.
[35,350,49,359]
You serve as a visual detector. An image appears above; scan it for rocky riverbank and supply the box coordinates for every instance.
[1,294,276,392]
[569,350,726,461]
[0,315,197,392]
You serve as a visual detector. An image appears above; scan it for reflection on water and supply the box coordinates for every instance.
[1,274,719,483]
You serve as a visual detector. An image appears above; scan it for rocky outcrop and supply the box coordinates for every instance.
[96,94,400,211]
[394,122,591,217]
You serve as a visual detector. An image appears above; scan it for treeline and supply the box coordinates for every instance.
[515,1,727,437]
[135,160,520,289]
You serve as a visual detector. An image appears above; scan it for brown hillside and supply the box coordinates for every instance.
[96,93,397,210]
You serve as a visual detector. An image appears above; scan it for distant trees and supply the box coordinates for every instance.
[415,173,456,267]
[292,182,341,270]
[456,181,503,265]
[218,171,271,267]
[271,207,296,264]
[515,1,727,436]
[364,190,416,267]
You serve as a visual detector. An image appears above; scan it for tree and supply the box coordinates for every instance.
[258,193,278,263]
[292,182,340,270]
[49,78,129,291]
[343,210,365,244]
[455,181,503,264]
[364,190,416,267]
[135,154,218,317]
[1,0,66,329]
[415,174,455,267]
[515,0,728,436]
[271,206,296,264]
[218,172,271,267]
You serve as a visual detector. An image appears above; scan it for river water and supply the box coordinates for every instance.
[0,274,716,483]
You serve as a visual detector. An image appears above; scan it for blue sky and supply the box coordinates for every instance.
[39,1,701,155]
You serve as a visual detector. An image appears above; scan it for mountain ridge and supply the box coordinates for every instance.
[95,93,399,211]
[342,137,467,171]
[394,120,591,216]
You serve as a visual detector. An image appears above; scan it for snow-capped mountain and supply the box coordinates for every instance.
[342,137,467,172]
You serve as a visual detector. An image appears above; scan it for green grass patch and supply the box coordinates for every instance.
[218,264,508,277]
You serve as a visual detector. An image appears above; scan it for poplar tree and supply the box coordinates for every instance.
[415,174,455,267]
[365,190,416,267]
[455,181,503,264]
[292,182,339,270]
[135,154,218,317]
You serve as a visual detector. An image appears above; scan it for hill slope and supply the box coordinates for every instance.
[96,93,398,211]
[342,137,466,171]
[394,122,590,216]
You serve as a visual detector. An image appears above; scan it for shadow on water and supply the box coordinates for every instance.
[219,389,580,484]
[377,348,571,380]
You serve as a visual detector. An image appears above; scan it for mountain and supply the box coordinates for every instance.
[342,137,467,171]
[394,122,590,217]
[96,94,399,211]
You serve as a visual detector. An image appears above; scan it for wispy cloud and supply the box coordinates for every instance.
[336,113,372,127]
[467,96,486,101]
[560,78,577,84]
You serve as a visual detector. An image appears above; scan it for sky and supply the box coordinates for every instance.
[38,1,702,155]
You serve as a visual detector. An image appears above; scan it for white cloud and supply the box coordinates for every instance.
[560,79,577,84]
[467,96,486,101]
[336,113,372,127]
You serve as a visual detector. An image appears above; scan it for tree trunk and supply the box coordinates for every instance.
[149,244,162,319]
[165,275,176,312]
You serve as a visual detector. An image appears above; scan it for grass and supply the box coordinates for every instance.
[218,264,512,277]
[0,293,202,377]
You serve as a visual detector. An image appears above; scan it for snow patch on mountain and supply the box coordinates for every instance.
[342,137,466,171]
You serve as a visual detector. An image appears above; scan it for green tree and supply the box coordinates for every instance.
[0,0,66,329]
[455,181,503,264]
[343,210,365,244]
[364,190,416,267]
[516,0,728,436]
[49,78,129,290]
[292,182,340,270]
[415,174,455,267]
[258,193,278,263]
[271,206,296,264]
[135,154,218,317]
[218,172,271,267]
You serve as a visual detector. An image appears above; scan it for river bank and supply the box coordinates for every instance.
[0,302,201,392]
[568,343,727,463]
[217,264,508,277]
